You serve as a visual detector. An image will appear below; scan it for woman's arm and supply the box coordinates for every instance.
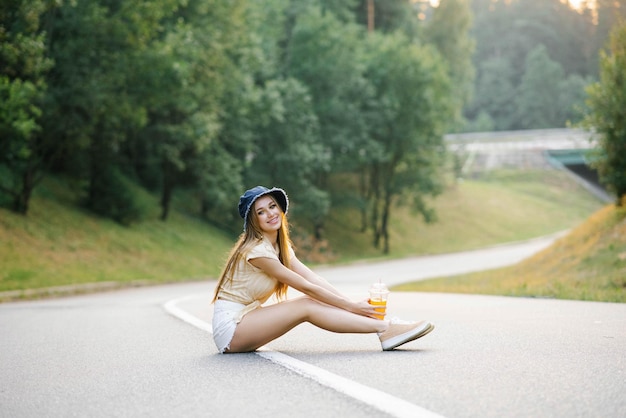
[249,257,376,318]
[289,255,343,297]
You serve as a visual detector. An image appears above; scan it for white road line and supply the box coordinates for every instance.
[163,295,213,333]
[163,295,445,418]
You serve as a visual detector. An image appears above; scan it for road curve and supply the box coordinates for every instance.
[314,231,567,290]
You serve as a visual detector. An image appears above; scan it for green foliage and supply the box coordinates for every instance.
[82,166,150,226]
[287,6,370,172]
[354,0,419,35]
[1,0,477,251]
[0,0,53,213]
[514,44,590,129]
[471,57,517,131]
[424,0,475,130]
[246,77,330,228]
[191,0,272,225]
[515,45,565,129]
[466,0,623,131]
[282,3,391,244]
[0,77,41,156]
[362,32,453,252]
[559,73,593,125]
[583,23,626,204]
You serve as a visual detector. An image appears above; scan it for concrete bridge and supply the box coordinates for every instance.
[445,128,612,203]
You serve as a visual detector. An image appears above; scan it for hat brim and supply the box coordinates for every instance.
[262,188,288,214]
[241,187,289,231]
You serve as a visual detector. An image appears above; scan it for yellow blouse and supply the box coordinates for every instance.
[216,236,294,322]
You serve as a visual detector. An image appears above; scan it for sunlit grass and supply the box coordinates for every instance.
[0,176,234,292]
[325,169,603,261]
[393,202,626,303]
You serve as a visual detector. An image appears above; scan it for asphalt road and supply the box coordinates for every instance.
[1,240,624,418]
[312,231,567,290]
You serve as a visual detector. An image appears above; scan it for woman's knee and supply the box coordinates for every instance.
[294,297,330,319]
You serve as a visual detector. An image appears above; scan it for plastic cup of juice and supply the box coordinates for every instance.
[368,281,389,320]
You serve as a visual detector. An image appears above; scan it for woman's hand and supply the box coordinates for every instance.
[352,299,385,320]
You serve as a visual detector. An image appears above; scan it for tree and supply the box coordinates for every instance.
[363,32,453,253]
[42,0,179,224]
[559,73,592,125]
[192,73,257,228]
[0,0,53,214]
[285,5,374,238]
[287,6,370,172]
[180,0,294,227]
[515,44,564,129]
[245,78,330,237]
[353,0,418,34]
[138,8,224,221]
[469,57,517,130]
[592,0,626,75]
[467,0,607,131]
[583,23,626,205]
[424,0,475,131]
[515,44,591,130]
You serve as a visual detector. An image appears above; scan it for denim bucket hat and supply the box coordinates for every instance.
[238,186,289,231]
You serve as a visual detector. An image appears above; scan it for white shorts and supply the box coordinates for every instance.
[212,300,246,354]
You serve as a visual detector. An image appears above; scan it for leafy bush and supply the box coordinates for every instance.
[83,166,149,226]
[583,23,626,205]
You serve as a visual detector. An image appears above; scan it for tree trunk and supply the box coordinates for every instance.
[367,0,375,32]
[313,221,323,241]
[200,197,208,218]
[160,160,173,221]
[370,164,381,248]
[13,167,36,215]
[381,188,392,254]
[359,166,368,233]
[88,136,107,209]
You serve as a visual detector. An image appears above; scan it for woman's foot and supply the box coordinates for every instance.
[378,318,434,351]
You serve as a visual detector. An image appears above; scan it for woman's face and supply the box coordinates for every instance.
[253,195,282,234]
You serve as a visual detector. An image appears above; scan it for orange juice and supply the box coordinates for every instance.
[369,298,387,320]
[369,281,389,320]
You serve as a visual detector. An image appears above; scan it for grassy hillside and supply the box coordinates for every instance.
[324,169,603,261]
[0,167,605,300]
[0,176,235,294]
[394,201,626,303]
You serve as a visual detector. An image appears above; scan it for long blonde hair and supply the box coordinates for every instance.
[212,195,292,303]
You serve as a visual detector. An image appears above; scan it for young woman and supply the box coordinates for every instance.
[211,186,434,353]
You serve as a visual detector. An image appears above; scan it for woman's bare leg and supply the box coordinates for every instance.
[227,297,387,353]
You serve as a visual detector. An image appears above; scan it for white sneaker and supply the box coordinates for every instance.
[378,318,434,351]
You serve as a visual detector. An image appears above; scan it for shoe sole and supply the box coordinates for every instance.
[382,322,435,351]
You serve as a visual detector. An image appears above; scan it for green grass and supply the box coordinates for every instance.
[393,202,626,303]
[0,176,234,293]
[0,167,607,301]
[324,169,603,261]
